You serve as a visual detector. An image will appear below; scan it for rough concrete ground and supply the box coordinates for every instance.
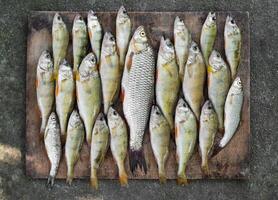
[0,0,277,199]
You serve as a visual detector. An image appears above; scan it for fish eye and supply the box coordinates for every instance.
[109,36,115,41]
[216,53,220,58]
[90,57,95,62]
[182,103,187,107]
[230,19,235,24]
[193,45,198,51]
[122,9,127,14]
[78,16,82,20]
[113,110,117,116]
[155,110,160,115]
[212,16,216,21]
[45,54,50,59]
[207,105,212,110]
[140,31,145,37]
[99,116,104,121]
[57,16,61,20]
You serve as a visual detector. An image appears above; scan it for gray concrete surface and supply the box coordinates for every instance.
[0,0,277,199]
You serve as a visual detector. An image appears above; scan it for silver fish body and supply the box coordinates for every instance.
[220,77,243,148]
[44,112,61,187]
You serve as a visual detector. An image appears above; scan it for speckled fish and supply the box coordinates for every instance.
[100,32,121,114]
[87,10,102,64]
[149,105,170,184]
[107,107,128,186]
[72,14,88,74]
[52,13,69,77]
[200,12,217,66]
[55,60,75,144]
[199,100,218,175]
[36,50,55,137]
[90,113,109,190]
[44,112,61,188]
[175,99,197,185]
[156,37,180,131]
[208,50,231,132]
[174,16,192,82]
[225,15,241,80]
[76,53,101,144]
[116,6,132,71]
[219,77,243,148]
[65,110,84,185]
[183,41,206,121]
[123,26,155,174]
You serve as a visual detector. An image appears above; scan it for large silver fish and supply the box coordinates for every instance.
[36,50,55,138]
[44,112,61,188]
[219,77,243,148]
[123,26,155,173]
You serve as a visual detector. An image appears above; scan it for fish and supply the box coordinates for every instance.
[183,41,206,121]
[36,50,55,138]
[107,107,128,186]
[52,13,69,77]
[55,60,75,144]
[72,14,88,74]
[156,37,180,131]
[44,112,61,188]
[219,77,243,148]
[174,16,192,82]
[90,113,109,189]
[65,110,84,185]
[87,10,102,64]
[116,6,132,71]
[123,26,155,174]
[200,12,217,66]
[175,99,197,185]
[208,50,231,132]
[100,32,121,114]
[199,100,218,175]
[225,15,241,80]
[76,53,102,144]
[149,105,170,183]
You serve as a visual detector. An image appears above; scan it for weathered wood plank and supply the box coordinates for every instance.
[26,11,250,180]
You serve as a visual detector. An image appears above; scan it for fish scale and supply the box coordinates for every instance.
[125,47,155,151]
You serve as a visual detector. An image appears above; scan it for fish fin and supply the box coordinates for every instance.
[88,30,93,40]
[90,177,98,190]
[35,78,39,88]
[120,88,125,103]
[66,175,73,186]
[119,170,128,186]
[201,163,210,176]
[159,173,167,184]
[162,63,173,77]
[75,71,80,81]
[46,175,55,189]
[175,125,179,139]
[211,131,224,157]
[177,175,188,186]
[55,81,59,97]
[126,52,134,72]
[129,149,147,175]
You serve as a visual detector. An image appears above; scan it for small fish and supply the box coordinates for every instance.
[225,15,241,80]
[88,10,102,64]
[116,6,132,71]
[44,112,61,188]
[200,12,217,66]
[123,26,155,174]
[90,113,109,189]
[65,110,84,185]
[219,77,243,148]
[52,13,69,77]
[107,107,128,186]
[36,50,55,138]
[156,37,180,131]
[183,41,206,120]
[55,60,75,144]
[199,100,218,175]
[100,32,121,114]
[208,50,231,132]
[72,14,88,74]
[149,105,170,184]
[174,16,192,82]
[175,99,197,185]
[76,53,102,144]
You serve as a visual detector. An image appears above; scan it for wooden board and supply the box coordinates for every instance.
[26,11,250,180]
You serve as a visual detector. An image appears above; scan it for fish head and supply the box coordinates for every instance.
[37,50,53,73]
[107,107,122,129]
[73,14,86,31]
[231,76,243,93]
[58,59,73,80]
[132,26,148,52]
[116,6,130,24]
[202,100,215,116]
[69,110,82,128]
[102,32,117,55]
[47,112,59,129]
[174,16,186,36]
[95,112,108,132]
[186,41,201,65]
[88,10,101,29]
[150,105,165,128]
[53,13,66,29]
[208,50,226,72]
[82,52,97,70]
[225,15,240,36]
[204,12,216,28]
[175,98,192,120]
[159,36,175,62]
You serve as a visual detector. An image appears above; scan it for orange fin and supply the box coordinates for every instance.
[119,170,128,186]
[177,175,188,186]
[35,78,39,88]
[55,81,59,97]
[120,88,125,103]
[126,52,134,71]
[90,177,98,190]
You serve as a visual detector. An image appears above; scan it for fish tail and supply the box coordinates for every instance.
[40,117,47,139]
[201,160,210,176]
[90,170,98,189]
[104,103,109,115]
[158,163,167,184]
[177,174,188,186]
[119,168,128,186]
[46,175,55,188]
[129,148,147,175]
[66,166,74,186]
[85,125,92,145]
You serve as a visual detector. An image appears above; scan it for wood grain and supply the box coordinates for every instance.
[26,11,250,180]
